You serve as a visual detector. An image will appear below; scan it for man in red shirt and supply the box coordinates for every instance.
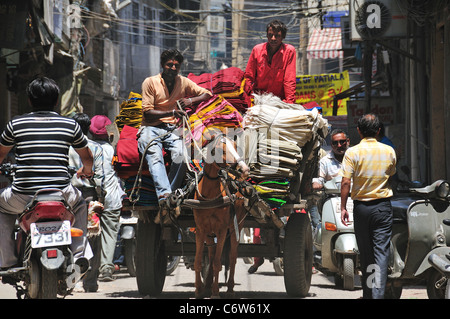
[245,20,297,274]
[244,20,297,103]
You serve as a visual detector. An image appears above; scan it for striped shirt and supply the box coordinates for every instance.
[0,111,88,195]
[340,138,396,201]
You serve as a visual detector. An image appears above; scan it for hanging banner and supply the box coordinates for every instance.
[295,70,350,116]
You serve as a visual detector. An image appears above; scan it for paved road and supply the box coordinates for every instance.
[0,258,428,300]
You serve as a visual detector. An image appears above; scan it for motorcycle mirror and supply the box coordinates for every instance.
[435,180,450,199]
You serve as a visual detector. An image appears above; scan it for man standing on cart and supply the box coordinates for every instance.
[244,20,297,273]
[139,49,212,221]
[244,19,297,103]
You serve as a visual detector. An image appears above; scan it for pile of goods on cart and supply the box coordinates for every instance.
[111,67,328,218]
[240,93,328,218]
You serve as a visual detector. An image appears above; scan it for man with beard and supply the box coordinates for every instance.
[139,49,212,217]
[244,20,297,103]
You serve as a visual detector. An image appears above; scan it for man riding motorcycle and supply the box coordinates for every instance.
[0,76,94,271]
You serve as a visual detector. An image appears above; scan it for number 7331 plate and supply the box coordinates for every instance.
[30,220,72,248]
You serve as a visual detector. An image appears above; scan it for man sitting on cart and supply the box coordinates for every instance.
[138,49,212,220]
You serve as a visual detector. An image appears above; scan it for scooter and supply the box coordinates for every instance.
[0,164,89,299]
[387,179,450,299]
[115,202,180,276]
[117,208,138,277]
[313,176,359,290]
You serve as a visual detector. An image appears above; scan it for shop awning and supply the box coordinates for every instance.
[307,28,343,59]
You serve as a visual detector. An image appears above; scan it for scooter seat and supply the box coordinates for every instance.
[392,206,407,223]
[391,194,421,224]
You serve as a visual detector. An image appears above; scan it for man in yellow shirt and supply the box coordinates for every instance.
[139,49,212,206]
[340,114,397,299]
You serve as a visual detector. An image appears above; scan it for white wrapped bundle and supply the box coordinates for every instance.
[243,93,328,147]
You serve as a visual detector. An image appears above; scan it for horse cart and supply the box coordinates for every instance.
[113,92,328,298]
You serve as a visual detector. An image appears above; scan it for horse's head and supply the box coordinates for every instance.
[203,133,249,180]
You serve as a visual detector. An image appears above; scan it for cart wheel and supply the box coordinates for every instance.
[135,219,167,296]
[283,212,313,297]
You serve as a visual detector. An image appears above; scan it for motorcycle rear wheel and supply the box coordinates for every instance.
[39,266,58,299]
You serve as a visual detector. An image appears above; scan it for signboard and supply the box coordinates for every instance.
[346,97,395,143]
[346,98,395,126]
[295,70,350,116]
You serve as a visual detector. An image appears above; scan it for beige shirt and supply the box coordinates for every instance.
[141,73,211,126]
[340,138,396,201]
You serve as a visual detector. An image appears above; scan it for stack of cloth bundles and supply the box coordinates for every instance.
[123,175,158,206]
[240,93,329,208]
[188,67,251,114]
[243,93,328,147]
[252,180,290,208]
[185,94,244,147]
[115,92,142,132]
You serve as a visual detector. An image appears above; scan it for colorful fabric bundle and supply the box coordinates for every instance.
[249,180,290,208]
[87,201,103,237]
[186,94,244,146]
[218,78,252,114]
[112,125,156,179]
[188,67,251,114]
[115,92,143,132]
[188,66,243,93]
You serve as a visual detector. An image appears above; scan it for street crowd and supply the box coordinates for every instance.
[0,19,396,299]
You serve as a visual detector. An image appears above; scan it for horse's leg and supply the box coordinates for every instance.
[194,230,206,298]
[203,235,215,296]
[211,230,227,298]
[225,229,239,298]
[226,200,245,297]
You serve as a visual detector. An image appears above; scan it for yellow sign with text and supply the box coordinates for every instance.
[295,70,350,116]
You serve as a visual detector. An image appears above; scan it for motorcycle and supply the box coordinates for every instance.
[0,163,89,299]
[313,176,359,290]
[116,208,138,277]
[387,179,450,299]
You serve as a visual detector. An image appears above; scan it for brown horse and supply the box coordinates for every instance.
[193,134,249,299]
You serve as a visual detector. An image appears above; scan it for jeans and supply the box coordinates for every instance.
[353,198,393,299]
[138,124,187,199]
[309,205,321,229]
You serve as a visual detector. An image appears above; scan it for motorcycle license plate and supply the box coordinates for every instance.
[120,216,138,225]
[30,220,72,248]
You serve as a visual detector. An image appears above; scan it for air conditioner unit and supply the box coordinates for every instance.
[350,0,407,41]
[206,15,225,33]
